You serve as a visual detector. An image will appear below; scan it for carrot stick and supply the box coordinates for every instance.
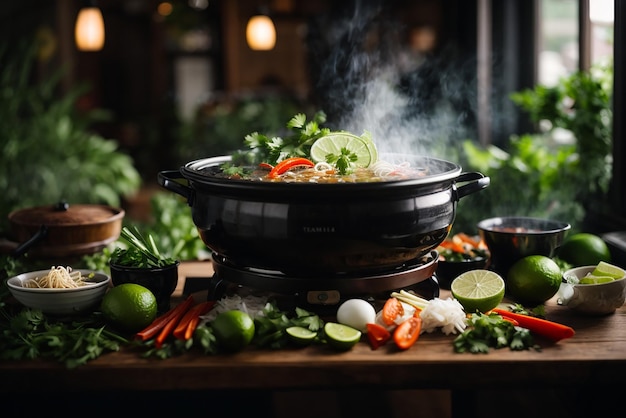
[455,232,481,248]
[491,308,575,342]
[154,296,195,348]
[439,240,466,253]
[183,301,215,340]
[184,316,202,341]
[135,295,194,341]
[173,301,215,340]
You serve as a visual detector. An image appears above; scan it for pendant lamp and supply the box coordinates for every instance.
[75,4,105,51]
[246,11,276,51]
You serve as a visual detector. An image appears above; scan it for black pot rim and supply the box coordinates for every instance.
[181,154,463,195]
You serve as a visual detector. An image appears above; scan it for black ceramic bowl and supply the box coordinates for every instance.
[109,261,180,313]
[477,216,571,278]
[436,257,489,290]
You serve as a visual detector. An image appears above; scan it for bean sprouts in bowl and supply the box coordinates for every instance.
[7,268,111,316]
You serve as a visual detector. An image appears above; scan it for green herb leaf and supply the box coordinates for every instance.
[110,226,176,268]
[453,312,540,354]
[0,309,128,368]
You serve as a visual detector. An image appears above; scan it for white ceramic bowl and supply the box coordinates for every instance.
[6,269,111,316]
[558,266,626,315]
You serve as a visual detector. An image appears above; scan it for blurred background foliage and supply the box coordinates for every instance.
[0,43,142,233]
[453,63,613,235]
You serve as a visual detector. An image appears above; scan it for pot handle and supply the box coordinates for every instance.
[12,225,48,258]
[158,170,195,206]
[454,172,490,201]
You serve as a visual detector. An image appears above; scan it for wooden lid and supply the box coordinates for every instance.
[8,202,124,227]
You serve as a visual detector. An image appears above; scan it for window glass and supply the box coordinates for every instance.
[539,0,614,86]
[538,0,578,86]
[589,0,614,66]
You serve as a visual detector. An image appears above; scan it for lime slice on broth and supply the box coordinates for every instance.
[310,133,375,168]
[359,131,379,164]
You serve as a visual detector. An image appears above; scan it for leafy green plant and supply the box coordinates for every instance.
[0,42,142,233]
[453,65,613,234]
[509,64,613,203]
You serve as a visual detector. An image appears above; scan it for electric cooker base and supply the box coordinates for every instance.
[205,252,441,315]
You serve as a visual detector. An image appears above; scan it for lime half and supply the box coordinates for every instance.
[310,132,376,168]
[450,269,506,313]
[324,322,362,351]
[286,326,317,346]
[590,261,625,279]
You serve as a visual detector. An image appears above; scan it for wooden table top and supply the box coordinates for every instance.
[2,261,626,393]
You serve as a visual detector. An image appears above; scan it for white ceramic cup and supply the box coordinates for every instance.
[558,265,626,315]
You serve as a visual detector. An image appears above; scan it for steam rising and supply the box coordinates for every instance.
[307,1,477,159]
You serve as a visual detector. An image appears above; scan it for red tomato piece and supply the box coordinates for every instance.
[381,297,404,326]
[393,317,422,350]
[366,323,391,350]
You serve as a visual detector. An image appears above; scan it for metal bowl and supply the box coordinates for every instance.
[477,216,571,278]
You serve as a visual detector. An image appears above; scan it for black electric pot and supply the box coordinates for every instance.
[158,155,489,276]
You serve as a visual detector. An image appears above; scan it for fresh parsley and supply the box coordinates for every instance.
[453,311,540,354]
[253,303,324,349]
[0,308,128,368]
[509,303,546,318]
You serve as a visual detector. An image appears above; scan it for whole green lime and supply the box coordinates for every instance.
[211,310,255,352]
[507,255,562,305]
[556,233,611,267]
[100,283,157,332]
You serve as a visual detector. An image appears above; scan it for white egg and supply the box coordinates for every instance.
[336,299,376,332]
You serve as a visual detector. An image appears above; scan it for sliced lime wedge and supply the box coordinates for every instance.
[286,326,317,345]
[590,261,625,279]
[310,132,375,168]
[323,322,362,351]
[579,275,615,284]
[450,269,505,313]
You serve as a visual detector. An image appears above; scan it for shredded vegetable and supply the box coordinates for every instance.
[390,290,467,335]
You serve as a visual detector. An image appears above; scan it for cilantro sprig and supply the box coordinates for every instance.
[325,147,359,175]
[453,311,540,354]
[0,308,127,368]
[235,111,329,166]
[252,303,324,349]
